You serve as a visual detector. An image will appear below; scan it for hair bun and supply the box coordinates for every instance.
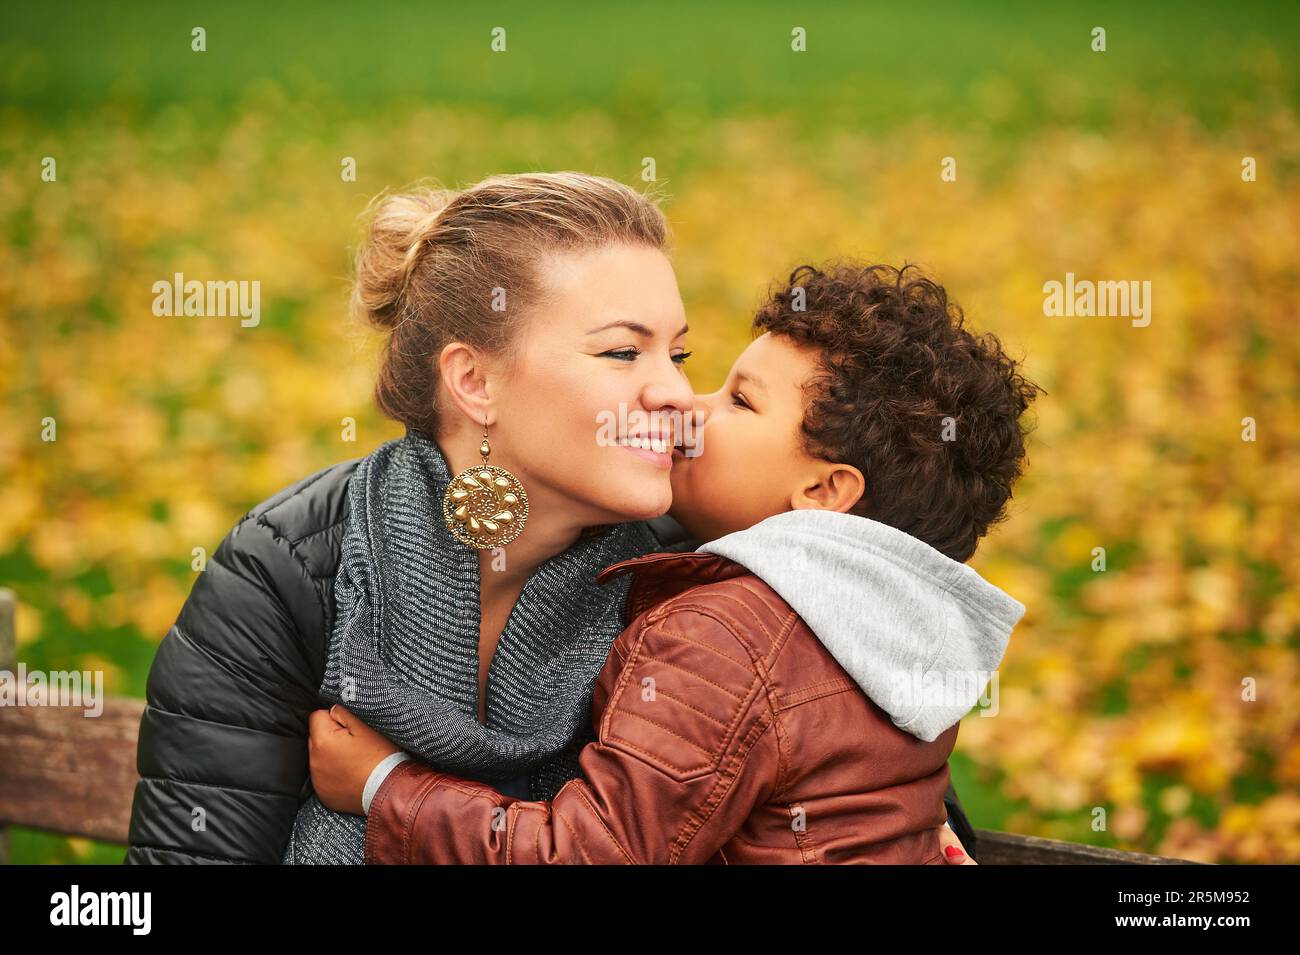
[351,187,455,329]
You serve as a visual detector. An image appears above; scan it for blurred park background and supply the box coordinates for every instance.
[1,1,1298,863]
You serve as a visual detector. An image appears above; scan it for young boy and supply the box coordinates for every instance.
[311,261,1040,864]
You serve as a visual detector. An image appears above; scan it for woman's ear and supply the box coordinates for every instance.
[791,463,867,514]
[438,340,495,427]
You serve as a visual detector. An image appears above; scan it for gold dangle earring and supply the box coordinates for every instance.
[442,418,530,549]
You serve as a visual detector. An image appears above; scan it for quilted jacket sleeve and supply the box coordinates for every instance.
[124,514,325,864]
[364,605,780,864]
[943,781,979,862]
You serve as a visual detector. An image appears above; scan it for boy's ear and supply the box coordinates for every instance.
[790,463,867,514]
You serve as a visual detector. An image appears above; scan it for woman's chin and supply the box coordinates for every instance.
[594,485,672,524]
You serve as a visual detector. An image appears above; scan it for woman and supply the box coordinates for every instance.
[126,171,695,864]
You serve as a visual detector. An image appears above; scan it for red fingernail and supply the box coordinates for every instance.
[944,845,965,860]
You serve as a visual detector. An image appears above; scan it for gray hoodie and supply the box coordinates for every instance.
[695,509,1024,743]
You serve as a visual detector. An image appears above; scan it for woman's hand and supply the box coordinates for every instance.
[308,704,401,816]
[940,821,977,864]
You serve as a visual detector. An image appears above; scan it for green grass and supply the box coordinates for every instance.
[2,1,1297,133]
[6,828,126,865]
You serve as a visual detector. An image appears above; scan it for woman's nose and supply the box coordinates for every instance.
[641,359,696,417]
[637,359,695,448]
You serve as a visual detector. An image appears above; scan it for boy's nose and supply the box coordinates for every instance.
[672,391,711,456]
[691,392,713,426]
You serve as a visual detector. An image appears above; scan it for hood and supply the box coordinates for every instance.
[696,509,1024,742]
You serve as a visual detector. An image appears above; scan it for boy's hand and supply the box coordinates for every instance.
[308,704,401,816]
[940,821,977,864]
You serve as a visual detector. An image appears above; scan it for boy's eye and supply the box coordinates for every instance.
[732,392,751,409]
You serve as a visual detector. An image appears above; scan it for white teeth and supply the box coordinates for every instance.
[622,435,669,453]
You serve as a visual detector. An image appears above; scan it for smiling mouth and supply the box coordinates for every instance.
[617,432,675,470]
[618,434,673,454]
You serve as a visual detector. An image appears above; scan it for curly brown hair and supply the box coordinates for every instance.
[752,262,1041,562]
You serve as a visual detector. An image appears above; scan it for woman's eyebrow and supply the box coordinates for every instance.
[586,320,690,338]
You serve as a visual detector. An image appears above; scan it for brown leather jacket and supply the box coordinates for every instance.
[364,549,959,864]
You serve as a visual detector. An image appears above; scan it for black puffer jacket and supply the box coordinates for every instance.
[126,460,358,863]
[124,459,977,863]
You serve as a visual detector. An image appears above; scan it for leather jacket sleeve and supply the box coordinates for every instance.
[365,606,779,864]
[125,515,323,863]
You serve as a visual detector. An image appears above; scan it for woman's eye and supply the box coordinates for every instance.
[602,349,693,365]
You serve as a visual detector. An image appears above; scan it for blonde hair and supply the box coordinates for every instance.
[352,171,669,436]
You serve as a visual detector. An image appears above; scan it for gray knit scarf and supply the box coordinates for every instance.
[281,429,659,864]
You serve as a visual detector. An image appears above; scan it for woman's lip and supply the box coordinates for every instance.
[620,442,673,470]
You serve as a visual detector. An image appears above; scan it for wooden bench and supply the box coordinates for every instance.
[0,588,1200,865]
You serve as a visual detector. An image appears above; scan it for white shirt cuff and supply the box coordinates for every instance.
[362,751,413,815]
